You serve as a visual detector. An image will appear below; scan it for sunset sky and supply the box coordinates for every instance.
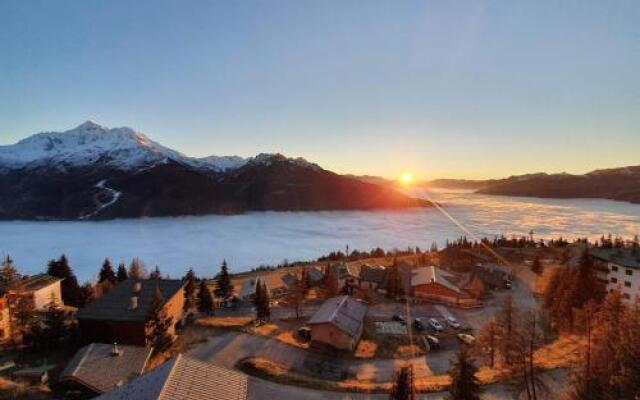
[1,1,638,180]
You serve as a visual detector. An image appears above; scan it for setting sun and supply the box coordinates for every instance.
[399,171,414,185]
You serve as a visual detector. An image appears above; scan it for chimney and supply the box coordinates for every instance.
[111,342,121,356]
[130,296,138,310]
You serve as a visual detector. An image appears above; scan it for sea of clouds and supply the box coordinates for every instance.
[1,189,639,282]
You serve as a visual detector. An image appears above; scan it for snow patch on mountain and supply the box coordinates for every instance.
[0,121,324,173]
[247,153,322,171]
[0,121,250,172]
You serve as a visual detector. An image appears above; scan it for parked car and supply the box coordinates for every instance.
[414,318,425,331]
[425,335,440,348]
[428,318,443,332]
[393,314,407,324]
[457,333,476,345]
[446,316,461,329]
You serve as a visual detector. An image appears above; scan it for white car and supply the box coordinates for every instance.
[428,318,443,332]
[457,333,476,345]
[446,316,461,329]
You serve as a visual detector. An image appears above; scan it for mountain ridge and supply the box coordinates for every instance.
[0,122,430,220]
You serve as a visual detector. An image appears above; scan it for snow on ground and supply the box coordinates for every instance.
[1,191,639,282]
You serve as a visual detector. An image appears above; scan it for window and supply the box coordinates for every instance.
[625,281,632,288]
[612,265,619,272]
[623,293,631,300]
[611,277,618,283]
[625,269,633,275]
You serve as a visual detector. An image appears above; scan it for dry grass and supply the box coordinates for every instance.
[353,340,378,358]
[247,320,309,349]
[239,334,581,394]
[534,266,560,296]
[534,334,584,368]
[197,316,253,328]
[394,344,423,358]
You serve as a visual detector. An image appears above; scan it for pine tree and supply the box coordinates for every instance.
[198,280,214,314]
[117,263,128,282]
[98,258,117,286]
[183,268,197,311]
[79,282,95,307]
[254,281,270,321]
[215,259,233,299]
[323,266,340,298]
[389,366,416,400]
[495,293,518,365]
[0,254,20,291]
[13,295,35,336]
[47,254,82,307]
[448,347,482,400]
[150,266,162,279]
[146,283,174,354]
[476,319,498,368]
[386,259,404,298]
[43,294,67,349]
[128,258,146,280]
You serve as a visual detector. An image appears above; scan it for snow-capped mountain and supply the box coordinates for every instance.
[0,121,249,172]
[0,121,429,220]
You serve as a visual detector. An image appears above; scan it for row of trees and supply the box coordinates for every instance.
[544,249,604,331]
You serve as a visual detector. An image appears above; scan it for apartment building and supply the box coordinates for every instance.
[591,248,640,303]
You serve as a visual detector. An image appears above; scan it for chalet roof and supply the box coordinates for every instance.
[411,266,463,294]
[76,279,184,323]
[308,295,367,338]
[331,262,359,279]
[359,265,387,284]
[306,266,324,283]
[281,273,297,289]
[239,277,267,299]
[61,343,151,393]
[9,274,62,292]
[590,248,640,269]
[95,354,247,400]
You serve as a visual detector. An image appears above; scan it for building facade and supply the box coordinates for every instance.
[8,274,63,311]
[308,295,367,352]
[592,248,640,304]
[76,279,185,346]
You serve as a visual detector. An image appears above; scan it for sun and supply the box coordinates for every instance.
[399,171,414,185]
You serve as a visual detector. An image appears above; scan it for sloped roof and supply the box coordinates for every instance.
[331,262,359,279]
[591,248,640,269]
[61,343,151,393]
[95,354,247,400]
[306,266,324,282]
[359,265,387,284]
[281,273,297,288]
[76,279,184,322]
[411,266,463,294]
[308,295,367,338]
[9,274,62,292]
[239,277,267,299]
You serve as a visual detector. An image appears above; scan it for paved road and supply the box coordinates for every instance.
[188,330,454,382]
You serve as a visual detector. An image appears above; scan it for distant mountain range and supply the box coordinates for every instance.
[0,121,430,220]
[424,168,640,204]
